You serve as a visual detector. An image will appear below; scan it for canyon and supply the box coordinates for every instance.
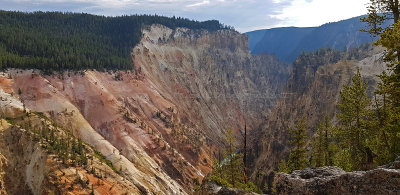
[0,15,391,194]
[0,24,289,194]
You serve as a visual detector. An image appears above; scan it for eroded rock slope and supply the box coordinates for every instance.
[0,24,289,193]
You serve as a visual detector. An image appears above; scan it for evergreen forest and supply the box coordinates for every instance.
[0,10,231,72]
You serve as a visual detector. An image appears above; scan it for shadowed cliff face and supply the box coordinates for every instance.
[249,46,387,187]
[131,24,290,187]
[134,25,289,140]
[0,24,290,192]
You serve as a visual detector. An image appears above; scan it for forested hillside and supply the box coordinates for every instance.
[0,10,231,72]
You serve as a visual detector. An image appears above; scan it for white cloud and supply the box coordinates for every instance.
[270,0,370,27]
[187,0,210,7]
[0,0,372,32]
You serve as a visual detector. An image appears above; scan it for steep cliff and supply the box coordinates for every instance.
[0,24,289,193]
[134,24,289,143]
[250,46,387,187]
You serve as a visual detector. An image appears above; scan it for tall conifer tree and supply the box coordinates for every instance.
[336,69,372,170]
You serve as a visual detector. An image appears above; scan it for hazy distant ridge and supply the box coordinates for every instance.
[246,16,385,62]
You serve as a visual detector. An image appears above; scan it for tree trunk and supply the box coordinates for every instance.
[243,122,247,184]
[392,0,399,24]
[230,141,234,187]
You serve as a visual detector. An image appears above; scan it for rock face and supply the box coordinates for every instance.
[0,122,47,195]
[0,24,289,193]
[134,24,289,139]
[0,93,142,194]
[250,46,387,186]
[274,160,400,194]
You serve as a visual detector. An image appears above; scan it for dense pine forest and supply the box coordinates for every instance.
[0,10,231,72]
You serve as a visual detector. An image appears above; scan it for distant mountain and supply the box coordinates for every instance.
[246,16,385,62]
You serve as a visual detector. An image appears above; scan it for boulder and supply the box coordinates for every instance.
[274,160,400,194]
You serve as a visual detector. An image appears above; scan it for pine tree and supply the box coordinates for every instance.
[375,23,400,114]
[224,128,242,187]
[287,118,309,172]
[209,128,242,187]
[209,128,261,193]
[336,69,372,170]
[362,0,400,120]
[361,0,399,37]
[369,71,400,164]
[242,122,247,184]
[312,121,325,167]
[311,115,336,167]
[277,160,290,173]
[278,118,309,173]
[359,0,400,169]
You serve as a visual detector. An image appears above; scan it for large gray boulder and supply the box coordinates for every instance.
[274,159,400,194]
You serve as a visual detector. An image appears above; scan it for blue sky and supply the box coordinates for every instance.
[0,0,369,32]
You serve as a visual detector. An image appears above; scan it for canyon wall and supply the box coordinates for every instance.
[0,24,289,193]
[250,46,387,187]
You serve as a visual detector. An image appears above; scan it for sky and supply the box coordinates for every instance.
[0,0,370,32]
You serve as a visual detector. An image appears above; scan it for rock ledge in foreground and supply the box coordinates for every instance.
[274,159,400,195]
